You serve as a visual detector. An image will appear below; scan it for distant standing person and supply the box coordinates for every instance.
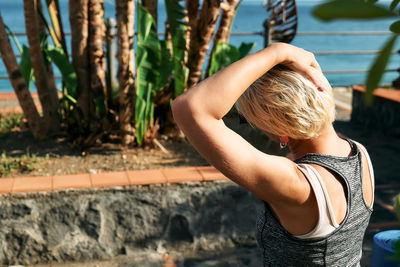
[172,43,374,266]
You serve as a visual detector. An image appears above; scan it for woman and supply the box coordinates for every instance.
[172,43,374,266]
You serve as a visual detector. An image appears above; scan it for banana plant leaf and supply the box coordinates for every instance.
[136,5,173,145]
[312,0,395,22]
[390,20,400,33]
[47,45,77,98]
[165,0,189,96]
[209,42,255,76]
[365,35,397,104]
[391,0,400,11]
[4,25,33,89]
[19,45,34,90]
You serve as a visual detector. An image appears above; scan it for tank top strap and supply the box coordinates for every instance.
[295,164,339,239]
[351,140,375,199]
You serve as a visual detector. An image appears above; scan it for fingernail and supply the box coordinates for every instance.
[317,86,324,92]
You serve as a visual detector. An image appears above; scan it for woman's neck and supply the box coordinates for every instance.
[288,125,351,160]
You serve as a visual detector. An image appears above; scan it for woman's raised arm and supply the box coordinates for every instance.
[171,43,321,204]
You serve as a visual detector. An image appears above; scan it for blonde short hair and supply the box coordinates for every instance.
[235,65,335,140]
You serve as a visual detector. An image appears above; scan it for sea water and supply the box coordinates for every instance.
[0,0,399,92]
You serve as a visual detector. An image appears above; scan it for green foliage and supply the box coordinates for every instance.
[136,5,173,145]
[47,45,77,98]
[0,113,25,135]
[313,0,399,103]
[391,0,400,11]
[19,45,34,89]
[5,25,34,89]
[395,193,400,221]
[312,0,395,22]
[165,0,189,97]
[392,239,400,262]
[366,35,398,104]
[390,20,400,33]
[0,151,43,177]
[209,42,256,76]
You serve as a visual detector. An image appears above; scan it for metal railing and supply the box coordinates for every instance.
[1,30,398,83]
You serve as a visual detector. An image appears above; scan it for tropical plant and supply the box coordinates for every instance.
[209,42,255,76]
[205,0,241,76]
[165,0,189,97]
[24,0,60,134]
[135,4,173,145]
[141,0,158,27]
[313,0,397,103]
[0,13,44,139]
[2,0,248,147]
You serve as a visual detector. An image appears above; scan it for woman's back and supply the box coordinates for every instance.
[257,139,373,266]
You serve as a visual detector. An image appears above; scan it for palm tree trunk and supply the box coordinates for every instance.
[24,0,60,134]
[37,0,61,128]
[88,0,107,119]
[69,0,90,122]
[187,0,221,88]
[116,0,136,145]
[141,0,158,26]
[205,0,240,77]
[0,13,45,139]
[186,0,199,52]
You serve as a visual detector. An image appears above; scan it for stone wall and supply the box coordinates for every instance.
[0,181,263,266]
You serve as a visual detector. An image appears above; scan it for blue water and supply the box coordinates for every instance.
[0,0,399,92]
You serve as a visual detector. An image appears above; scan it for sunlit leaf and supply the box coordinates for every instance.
[19,45,33,89]
[47,46,77,97]
[238,42,256,58]
[4,24,22,53]
[165,0,189,97]
[313,0,395,22]
[209,42,255,76]
[135,5,172,145]
[365,35,398,104]
[395,193,400,222]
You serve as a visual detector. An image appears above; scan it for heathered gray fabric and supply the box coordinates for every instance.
[256,139,373,267]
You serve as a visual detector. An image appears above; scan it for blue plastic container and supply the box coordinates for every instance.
[372,230,400,267]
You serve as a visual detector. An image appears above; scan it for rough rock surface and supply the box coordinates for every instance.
[0,181,263,266]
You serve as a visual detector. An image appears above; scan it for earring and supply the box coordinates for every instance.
[279,136,289,149]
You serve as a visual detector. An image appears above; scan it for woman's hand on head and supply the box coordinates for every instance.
[270,43,322,88]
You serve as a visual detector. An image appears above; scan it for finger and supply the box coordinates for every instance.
[311,60,322,72]
[304,68,321,88]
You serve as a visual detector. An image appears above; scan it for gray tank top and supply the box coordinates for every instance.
[256,139,373,266]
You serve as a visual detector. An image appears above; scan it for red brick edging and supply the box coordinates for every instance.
[0,166,230,194]
[352,85,400,103]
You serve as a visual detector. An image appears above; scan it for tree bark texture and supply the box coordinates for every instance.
[69,0,91,122]
[141,0,158,26]
[186,0,199,52]
[37,0,60,124]
[187,0,221,88]
[24,0,60,134]
[0,13,45,139]
[205,0,239,77]
[88,0,107,117]
[117,0,136,145]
